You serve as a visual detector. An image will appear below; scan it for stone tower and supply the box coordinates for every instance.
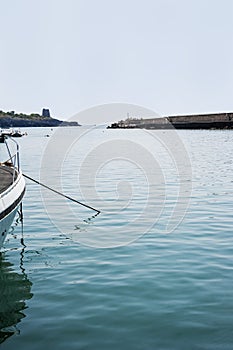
[42,108,51,118]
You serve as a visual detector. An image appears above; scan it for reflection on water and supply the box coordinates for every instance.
[0,248,33,344]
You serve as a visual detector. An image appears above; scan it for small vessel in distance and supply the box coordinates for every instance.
[0,129,26,137]
[0,134,26,249]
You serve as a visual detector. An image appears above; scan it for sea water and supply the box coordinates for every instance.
[1,127,233,350]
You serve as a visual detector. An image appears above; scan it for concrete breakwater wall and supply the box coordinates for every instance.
[108,112,233,129]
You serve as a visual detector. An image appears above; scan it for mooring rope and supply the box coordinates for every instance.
[23,173,100,216]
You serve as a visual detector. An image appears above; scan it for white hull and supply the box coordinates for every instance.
[0,171,25,249]
[0,207,19,247]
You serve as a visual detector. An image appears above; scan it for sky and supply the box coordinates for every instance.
[0,0,233,124]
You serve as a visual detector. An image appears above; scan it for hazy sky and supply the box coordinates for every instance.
[1,0,233,124]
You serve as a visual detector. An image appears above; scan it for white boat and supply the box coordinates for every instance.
[0,129,13,136]
[0,135,25,249]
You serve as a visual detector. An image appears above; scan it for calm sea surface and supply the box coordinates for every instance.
[1,127,233,350]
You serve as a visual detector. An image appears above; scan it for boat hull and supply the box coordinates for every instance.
[0,172,25,249]
[0,207,19,248]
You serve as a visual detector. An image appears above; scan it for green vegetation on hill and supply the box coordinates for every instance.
[0,110,48,120]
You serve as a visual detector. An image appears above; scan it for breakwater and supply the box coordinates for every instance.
[108,112,233,129]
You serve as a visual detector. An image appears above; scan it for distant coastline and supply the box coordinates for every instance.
[0,109,80,128]
[108,112,233,130]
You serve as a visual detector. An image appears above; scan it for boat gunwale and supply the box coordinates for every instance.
[0,186,25,222]
[0,168,22,199]
[0,137,25,249]
[0,169,25,222]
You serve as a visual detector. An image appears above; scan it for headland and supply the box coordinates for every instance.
[0,109,80,128]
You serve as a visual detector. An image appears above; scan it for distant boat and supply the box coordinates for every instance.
[0,129,12,136]
[0,129,26,137]
[0,135,26,249]
[11,129,25,137]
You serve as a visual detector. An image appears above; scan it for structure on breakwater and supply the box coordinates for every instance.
[108,112,233,130]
